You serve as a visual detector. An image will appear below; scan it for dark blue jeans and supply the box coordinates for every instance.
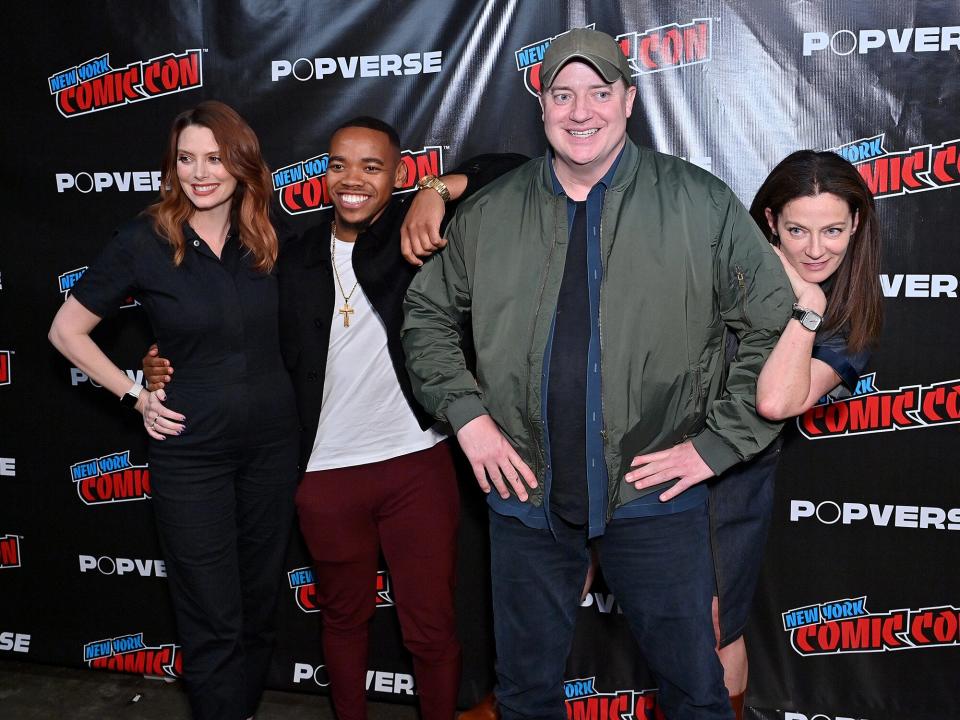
[489,503,732,720]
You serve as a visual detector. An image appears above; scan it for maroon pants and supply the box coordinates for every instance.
[295,440,461,720]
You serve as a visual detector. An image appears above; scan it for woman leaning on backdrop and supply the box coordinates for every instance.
[709,149,883,718]
[48,100,299,720]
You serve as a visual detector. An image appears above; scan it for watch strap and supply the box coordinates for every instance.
[120,382,144,409]
[417,174,451,202]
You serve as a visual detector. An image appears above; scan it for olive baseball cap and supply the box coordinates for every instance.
[539,28,632,90]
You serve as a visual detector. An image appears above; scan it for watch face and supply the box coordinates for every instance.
[800,312,822,331]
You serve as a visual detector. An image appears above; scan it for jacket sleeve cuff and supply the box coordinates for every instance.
[691,429,741,476]
[445,395,488,433]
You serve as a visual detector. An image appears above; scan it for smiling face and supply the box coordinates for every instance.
[766,192,859,284]
[327,126,406,240]
[539,60,636,186]
[175,124,238,214]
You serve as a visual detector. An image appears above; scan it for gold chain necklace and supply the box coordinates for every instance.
[331,221,359,327]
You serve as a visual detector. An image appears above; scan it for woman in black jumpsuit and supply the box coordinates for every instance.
[49,101,298,720]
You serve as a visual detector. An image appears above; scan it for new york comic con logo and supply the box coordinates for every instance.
[563,677,663,720]
[83,633,181,677]
[515,19,712,96]
[272,146,444,215]
[58,266,138,308]
[48,49,203,117]
[783,597,960,656]
[287,566,393,612]
[0,535,21,569]
[797,373,960,439]
[0,350,11,386]
[831,134,960,199]
[70,451,151,505]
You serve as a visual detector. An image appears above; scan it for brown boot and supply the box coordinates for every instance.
[729,691,744,720]
[458,692,498,719]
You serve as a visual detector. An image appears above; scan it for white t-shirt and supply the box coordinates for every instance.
[306,235,446,471]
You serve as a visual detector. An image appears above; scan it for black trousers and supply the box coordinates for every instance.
[150,433,299,720]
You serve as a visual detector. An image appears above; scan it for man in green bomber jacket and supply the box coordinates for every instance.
[402,28,792,720]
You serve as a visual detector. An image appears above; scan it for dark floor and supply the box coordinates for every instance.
[0,660,419,719]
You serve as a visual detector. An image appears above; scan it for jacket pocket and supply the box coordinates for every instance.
[681,366,708,441]
[733,264,752,327]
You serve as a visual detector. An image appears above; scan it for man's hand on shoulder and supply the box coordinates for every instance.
[624,440,714,502]
[401,188,448,266]
[456,414,538,501]
[142,344,174,391]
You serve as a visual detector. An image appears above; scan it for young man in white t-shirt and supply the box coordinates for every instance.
[146,117,524,720]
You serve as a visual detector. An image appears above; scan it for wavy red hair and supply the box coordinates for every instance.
[146,100,278,271]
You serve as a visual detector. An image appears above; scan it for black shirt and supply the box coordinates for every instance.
[547,201,590,524]
[71,215,298,454]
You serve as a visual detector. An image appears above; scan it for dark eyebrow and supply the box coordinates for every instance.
[549,83,613,92]
[328,155,386,165]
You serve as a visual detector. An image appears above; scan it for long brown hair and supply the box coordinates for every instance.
[146,100,278,271]
[750,150,883,352]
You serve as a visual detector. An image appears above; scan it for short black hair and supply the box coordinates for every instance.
[332,116,401,151]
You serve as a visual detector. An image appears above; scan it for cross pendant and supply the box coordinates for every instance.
[338,302,355,327]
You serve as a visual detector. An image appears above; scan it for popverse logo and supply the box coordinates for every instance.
[804,26,960,56]
[79,555,167,577]
[55,171,161,193]
[790,500,960,530]
[881,274,958,298]
[271,51,441,82]
[0,632,31,654]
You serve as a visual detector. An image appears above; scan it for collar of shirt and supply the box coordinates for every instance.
[546,146,625,198]
[358,195,405,246]
[183,221,240,260]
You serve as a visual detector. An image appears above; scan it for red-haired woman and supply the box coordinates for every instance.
[710,150,883,717]
[49,101,298,720]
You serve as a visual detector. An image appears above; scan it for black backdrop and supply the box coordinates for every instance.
[2,3,959,719]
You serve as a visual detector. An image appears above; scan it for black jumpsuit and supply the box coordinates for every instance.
[71,215,299,720]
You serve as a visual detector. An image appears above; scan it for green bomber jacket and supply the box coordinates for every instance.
[401,138,792,515]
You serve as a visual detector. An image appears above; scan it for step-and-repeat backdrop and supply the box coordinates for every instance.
[2,2,958,719]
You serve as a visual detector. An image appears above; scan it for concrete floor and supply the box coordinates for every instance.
[0,660,419,719]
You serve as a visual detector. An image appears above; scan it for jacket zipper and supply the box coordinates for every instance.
[598,212,611,521]
[735,264,751,326]
[527,199,562,481]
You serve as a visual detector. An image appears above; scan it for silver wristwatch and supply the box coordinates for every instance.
[791,303,823,332]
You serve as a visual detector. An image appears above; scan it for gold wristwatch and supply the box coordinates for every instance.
[417,174,451,202]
